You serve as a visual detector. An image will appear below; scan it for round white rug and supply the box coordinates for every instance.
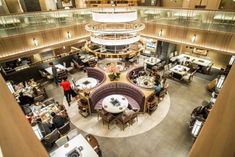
[65,94,171,138]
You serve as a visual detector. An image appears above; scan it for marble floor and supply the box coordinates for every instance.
[67,94,170,138]
[46,69,211,157]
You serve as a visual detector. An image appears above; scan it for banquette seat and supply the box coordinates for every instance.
[85,67,106,85]
[89,82,145,113]
[126,66,144,83]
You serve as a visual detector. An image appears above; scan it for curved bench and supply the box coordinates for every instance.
[126,66,144,85]
[89,82,145,113]
[86,67,106,87]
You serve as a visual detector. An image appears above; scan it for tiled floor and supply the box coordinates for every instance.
[46,68,211,157]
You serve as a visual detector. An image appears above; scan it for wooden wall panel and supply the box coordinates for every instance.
[141,23,235,55]
[188,64,235,157]
[0,74,49,157]
[0,24,89,61]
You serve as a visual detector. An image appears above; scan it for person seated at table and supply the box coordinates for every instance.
[18,92,34,106]
[201,104,212,119]
[32,87,40,97]
[51,112,66,129]
[130,71,138,80]
[154,80,162,97]
[36,118,53,137]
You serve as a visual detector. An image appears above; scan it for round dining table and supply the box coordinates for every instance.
[102,94,128,114]
[75,77,98,90]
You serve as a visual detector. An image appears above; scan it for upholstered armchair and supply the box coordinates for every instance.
[41,129,60,149]
[58,122,70,135]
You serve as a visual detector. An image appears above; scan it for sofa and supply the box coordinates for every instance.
[89,82,145,113]
[85,67,106,85]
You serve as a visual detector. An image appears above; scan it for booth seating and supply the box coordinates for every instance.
[126,66,144,83]
[89,82,145,113]
[86,67,106,85]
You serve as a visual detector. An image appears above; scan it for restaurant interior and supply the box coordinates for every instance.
[0,0,235,157]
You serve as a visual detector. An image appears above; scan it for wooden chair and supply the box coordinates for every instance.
[98,110,115,129]
[85,134,102,157]
[129,112,138,125]
[77,98,90,118]
[117,114,132,130]
[146,94,158,115]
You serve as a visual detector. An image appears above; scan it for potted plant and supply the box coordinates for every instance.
[106,63,121,81]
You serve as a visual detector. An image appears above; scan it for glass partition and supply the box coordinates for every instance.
[0,7,234,37]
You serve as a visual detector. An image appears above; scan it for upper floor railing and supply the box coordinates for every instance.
[0,7,234,37]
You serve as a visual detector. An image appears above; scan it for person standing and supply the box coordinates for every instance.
[49,62,58,85]
[60,77,72,106]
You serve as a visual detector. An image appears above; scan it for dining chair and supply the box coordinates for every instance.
[85,134,102,157]
[146,93,158,115]
[58,122,71,135]
[117,114,132,130]
[67,129,79,140]
[99,111,115,129]
[55,135,68,147]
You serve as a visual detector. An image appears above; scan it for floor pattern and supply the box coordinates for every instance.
[66,94,171,138]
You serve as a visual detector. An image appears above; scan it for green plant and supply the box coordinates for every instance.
[108,72,120,81]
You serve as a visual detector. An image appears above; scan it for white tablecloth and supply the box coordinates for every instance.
[75,77,98,90]
[170,65,190,76]
[102,94,128,114]
[45,64,66,75]
[136,76,155,89]
[145,57,161,66]
[50,134,98,157]
[171,54,212,67]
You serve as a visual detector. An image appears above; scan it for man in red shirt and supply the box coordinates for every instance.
[60,77,72,106]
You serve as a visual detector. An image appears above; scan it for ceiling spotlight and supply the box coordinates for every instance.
[32,38,38,46]
[158,29,163,37]
[67,31,72,39]
[191,34,197,43]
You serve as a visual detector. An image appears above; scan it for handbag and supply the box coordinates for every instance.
[70,88,77,97]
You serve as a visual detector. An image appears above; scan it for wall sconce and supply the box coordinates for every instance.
[67,31,72,39]
[63,46,66,49]
[191,34,197,43]
[158,29,163,37]
[32,38,38,46]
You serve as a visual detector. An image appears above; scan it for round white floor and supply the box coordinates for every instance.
[65,94,171,138]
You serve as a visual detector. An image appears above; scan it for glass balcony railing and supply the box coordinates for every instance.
[137,7,235,33]
[0,8,92,37]
[0,7,234,38]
